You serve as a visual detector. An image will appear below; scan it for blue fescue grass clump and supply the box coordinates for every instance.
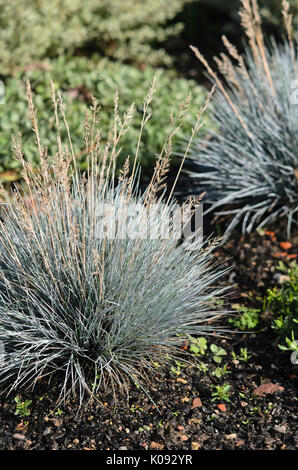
[0,79,229,404]
[183,0,298,236]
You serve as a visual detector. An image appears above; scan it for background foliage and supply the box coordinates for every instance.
[0,57,210,179]
[0,0,191,74]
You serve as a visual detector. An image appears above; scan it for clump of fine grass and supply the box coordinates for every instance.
[183,0,298,236]
[0,78,229,406]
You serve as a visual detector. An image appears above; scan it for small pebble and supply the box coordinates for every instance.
[191,398,202,409]
[253,382,284,396]
[12,433,26,441]
[191,442,200,450]
[217,404,226,412]
[274,424,287,434]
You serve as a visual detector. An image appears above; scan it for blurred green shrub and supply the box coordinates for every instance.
[0,0,191,74]
[0,57,210,177]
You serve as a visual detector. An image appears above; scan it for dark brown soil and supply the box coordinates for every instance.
[0,221,297,451]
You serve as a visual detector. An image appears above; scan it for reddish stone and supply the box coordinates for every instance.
[236,440,245,447]
[253,382,284,397]
[280,242,292,250]
[150,442,164,450]
[217,404,226,412]
[191,398,202,409]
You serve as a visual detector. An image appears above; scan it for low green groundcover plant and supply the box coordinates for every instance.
[229,306,260,331]
[265,261,298,355]
[0,0,191,74]
[0,80,229,404]
[229,261,297,360]
[0,57,210,179]
[182,0,298,236]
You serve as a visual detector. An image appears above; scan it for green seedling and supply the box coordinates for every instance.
[263,403,275,415]
[14,397,32,418]
[138,425,151,433]
[130,405,144,413]
[153,362,161,369]
[212,364,231,378]
[197,362,208,373]
[206,413,218,422]
[250,406,261,415]
[239,348,251,362]
[278,331,298,352]
[232,348,251,362]
[210,344,227,364]
[189,336,208,356]
[170,360,186,376]
[211,384,231,402]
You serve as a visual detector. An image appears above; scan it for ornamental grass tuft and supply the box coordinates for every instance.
[183,0,298,236]
[0,79,229,404]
